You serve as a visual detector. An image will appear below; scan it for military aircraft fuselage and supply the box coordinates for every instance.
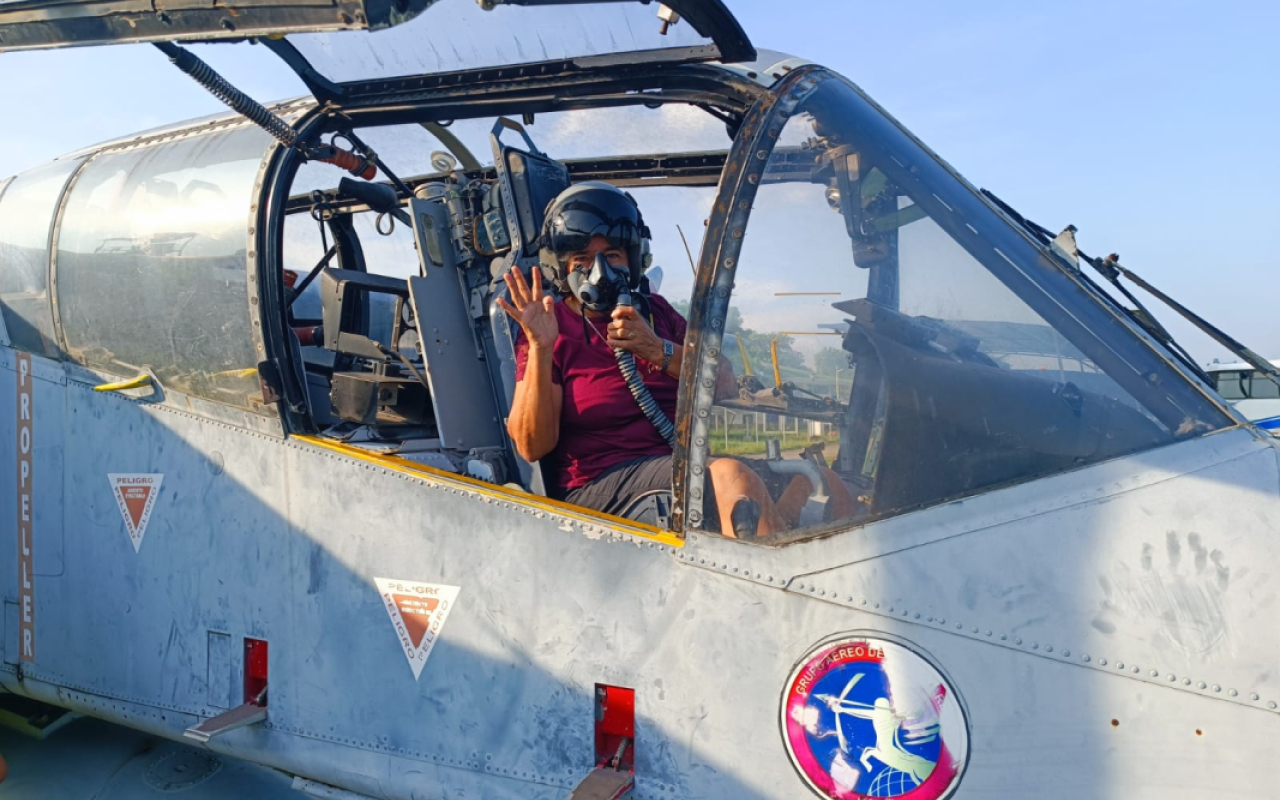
[1,4,1277,799]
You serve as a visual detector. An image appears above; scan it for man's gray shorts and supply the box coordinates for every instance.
[564,454,793,525]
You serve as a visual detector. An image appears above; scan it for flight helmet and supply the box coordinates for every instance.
[539,182,652,301]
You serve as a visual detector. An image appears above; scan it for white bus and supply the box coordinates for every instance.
[1206,360,1280,434]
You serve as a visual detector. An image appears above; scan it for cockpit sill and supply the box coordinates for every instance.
[42,346,1266,555]
[48,341,1266,561]
[59,358,286,438]
[3,342,1266,565]
[24,348,681,547]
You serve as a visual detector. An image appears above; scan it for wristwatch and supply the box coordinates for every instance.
[660,339,674,373]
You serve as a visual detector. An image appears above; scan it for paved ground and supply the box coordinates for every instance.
[0,707,293,800]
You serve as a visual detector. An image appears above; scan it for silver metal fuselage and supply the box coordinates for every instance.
[1,42,1278,800]
[3,349,1278,799]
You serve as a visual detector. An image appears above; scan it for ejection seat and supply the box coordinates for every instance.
[488,256,549,497]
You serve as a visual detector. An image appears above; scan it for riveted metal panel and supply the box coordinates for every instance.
[35,380,291,711]
[1,385,1276,799]
[2,601,16,665]
[788,436,1280,716]
[0,349,64,669]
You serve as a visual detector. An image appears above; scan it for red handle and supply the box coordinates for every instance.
[318,147,377,180]
[292,325,323,347]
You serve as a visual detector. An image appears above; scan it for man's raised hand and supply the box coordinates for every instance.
[496,266,558,350]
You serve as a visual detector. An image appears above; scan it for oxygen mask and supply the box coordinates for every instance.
[569,253,632,313]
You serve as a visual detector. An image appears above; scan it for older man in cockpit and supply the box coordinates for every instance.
[497,182,854,537]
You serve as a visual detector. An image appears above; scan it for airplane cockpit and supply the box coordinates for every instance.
[0,0,1236,547]
[256,70,1229,541]
[279,118,581,493]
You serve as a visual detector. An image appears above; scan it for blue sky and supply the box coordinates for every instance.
[0,0,1275,362]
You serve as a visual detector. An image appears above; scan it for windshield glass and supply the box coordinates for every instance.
[0,159,81,358]
[692,75,1231,540]
[291,0,710,83]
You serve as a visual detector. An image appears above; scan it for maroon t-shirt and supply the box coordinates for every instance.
[515,294,686,496]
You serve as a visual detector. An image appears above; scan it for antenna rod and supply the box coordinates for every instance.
[676,224,697,275]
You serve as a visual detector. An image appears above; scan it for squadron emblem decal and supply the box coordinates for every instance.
[109,474,163,553]
[782,635,969,800]
[375,578,460,680]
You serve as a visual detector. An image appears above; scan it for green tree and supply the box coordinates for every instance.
[814,347,849,375]
[724,306,743,334]
[670,299,742,335]
[667,301,810,384]
[727,329,808,383]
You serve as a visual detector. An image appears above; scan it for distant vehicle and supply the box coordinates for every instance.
[1,2,1278,799]
[1205,360,1280,433]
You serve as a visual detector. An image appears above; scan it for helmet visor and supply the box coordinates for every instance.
[543,192,643,258]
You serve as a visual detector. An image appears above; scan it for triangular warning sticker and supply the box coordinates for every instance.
[108,474,163,553]
[375,578,460,681]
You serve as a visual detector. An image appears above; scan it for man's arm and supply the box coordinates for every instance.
[496,266,563,463]
[507,345,563,462]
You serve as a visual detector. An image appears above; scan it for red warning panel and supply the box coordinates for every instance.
[595,684,636,772]
[375,578,459,681]
[109,474,164,553]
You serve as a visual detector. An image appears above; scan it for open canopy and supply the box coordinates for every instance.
[0,0,755,69]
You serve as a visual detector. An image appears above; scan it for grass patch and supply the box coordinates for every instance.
[708,430,837,458]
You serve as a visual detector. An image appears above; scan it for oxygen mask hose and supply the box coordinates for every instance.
[614,330,676,448]
[580,255,676,448]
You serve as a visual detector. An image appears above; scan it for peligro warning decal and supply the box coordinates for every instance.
[375,578,460,680]
[109,473,163,553]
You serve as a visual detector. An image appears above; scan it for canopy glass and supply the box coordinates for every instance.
[290,0,711,83]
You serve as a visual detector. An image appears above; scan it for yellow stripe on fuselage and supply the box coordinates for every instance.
[293,435,685,548]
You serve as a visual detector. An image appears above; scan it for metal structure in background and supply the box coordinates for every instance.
[0,2,1276,800]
